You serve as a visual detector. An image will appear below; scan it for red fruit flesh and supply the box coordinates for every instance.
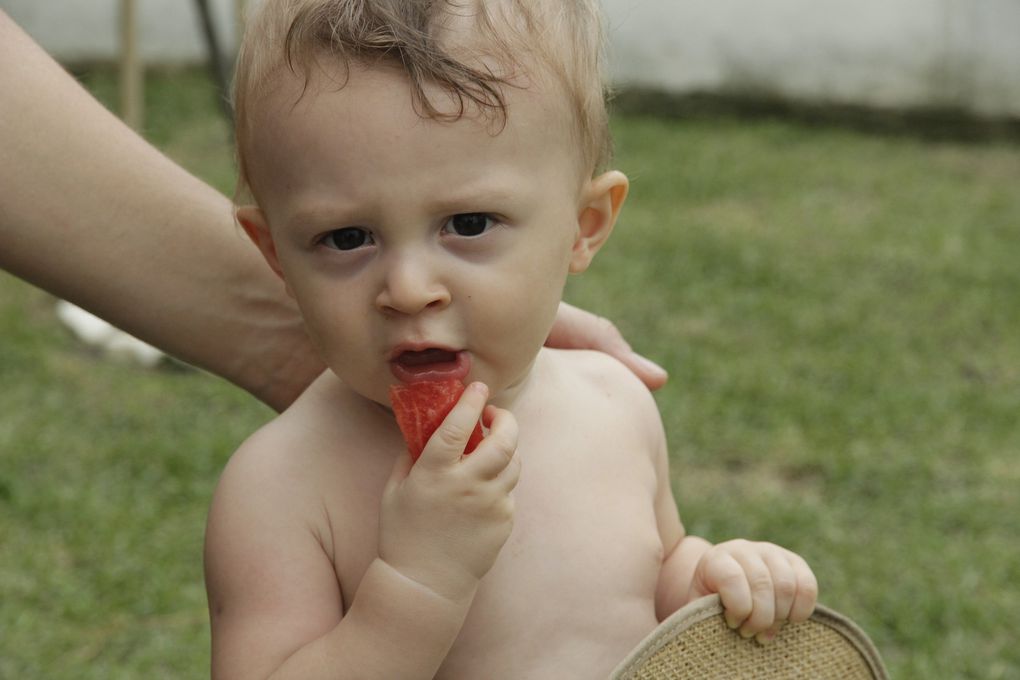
[389,379,484,462]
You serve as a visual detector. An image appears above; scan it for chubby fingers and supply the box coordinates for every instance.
[755,548,818,643]
[724,549,776,637]
[700,541,818,641]
[784,551,818,623]
[417,382,489,468]
[463,404,520,489]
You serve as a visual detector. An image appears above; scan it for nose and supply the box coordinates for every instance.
[375,251,451,315]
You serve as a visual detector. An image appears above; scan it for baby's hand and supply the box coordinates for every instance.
[689,539,817,644]
[378,382,520,604]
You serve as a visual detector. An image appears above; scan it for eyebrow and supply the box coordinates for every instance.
[285,206,358,232]
[285,182,524,231]
[429,169,535,210]
[426,184,520,213]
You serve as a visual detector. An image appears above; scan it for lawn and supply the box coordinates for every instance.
[2,66,1018,678]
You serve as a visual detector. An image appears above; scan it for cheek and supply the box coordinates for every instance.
[471,260,567,352]
[486,231,573,332]
[290,282,369,354]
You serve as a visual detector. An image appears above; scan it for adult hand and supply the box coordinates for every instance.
[0,10,323,412]
[546,302,668,390]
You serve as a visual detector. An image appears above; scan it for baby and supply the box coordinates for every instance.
[204,1,818,678]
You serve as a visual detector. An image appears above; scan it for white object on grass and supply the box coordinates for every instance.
[55,300,165,368]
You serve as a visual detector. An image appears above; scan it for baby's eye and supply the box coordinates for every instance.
[444,213,495,237]
[321,227,373,250]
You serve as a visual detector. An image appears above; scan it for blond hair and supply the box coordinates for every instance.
[233,0,612,201]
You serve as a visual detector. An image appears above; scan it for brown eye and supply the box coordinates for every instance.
[323,227,372,250]
[446,213,493,237]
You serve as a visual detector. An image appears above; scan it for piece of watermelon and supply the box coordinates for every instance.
[389,379,484,462]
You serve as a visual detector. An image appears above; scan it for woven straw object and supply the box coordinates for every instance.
[610,595,888,680]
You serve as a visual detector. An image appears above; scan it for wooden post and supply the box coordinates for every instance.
[236,0,246,49]
[119,0,143,131]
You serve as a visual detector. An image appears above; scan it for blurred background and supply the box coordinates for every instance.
[1,1,1018,678]
[6,0,1020,118]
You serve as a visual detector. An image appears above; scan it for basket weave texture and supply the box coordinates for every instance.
[610,595,888,680]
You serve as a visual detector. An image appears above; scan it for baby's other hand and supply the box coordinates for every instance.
[379,383,520,605]
[689,539,817,644]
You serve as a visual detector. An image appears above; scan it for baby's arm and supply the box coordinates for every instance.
[651,433,817,643]
[205,384,520,679]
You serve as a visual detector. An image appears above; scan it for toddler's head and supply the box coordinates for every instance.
[232,0,628,406]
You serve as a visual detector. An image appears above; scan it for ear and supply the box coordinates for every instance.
[570,170,629,274]
[236,205,288,285]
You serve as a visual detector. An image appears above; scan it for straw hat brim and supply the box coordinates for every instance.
[609,594,888,679]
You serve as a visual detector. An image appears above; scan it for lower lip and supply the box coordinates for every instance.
[390,350,472,384]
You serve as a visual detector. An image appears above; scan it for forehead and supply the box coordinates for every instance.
[244,60,581,208]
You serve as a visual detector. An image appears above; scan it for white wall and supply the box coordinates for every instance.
[4,0,1019,117]
[604,0,1020,118]
[0,0,238,62]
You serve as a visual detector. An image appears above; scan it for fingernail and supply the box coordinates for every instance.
[725,616,740,630]
[739,627,755,639]
[756,630,776,645]
[637,355,667,375]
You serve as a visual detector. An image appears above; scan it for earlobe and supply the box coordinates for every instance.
[570,170,629,274]
[236,205,288,284]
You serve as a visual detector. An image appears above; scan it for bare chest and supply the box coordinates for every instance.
[439,420,664,677]
[329,404,665,678]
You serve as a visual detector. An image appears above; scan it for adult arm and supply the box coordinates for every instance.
[0,12,664,410]
[0,10,322,411]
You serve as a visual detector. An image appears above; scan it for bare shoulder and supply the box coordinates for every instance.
[210,371,396,520]
[538,348,665,447]
[206,374,349,561]
[215,373,347,499]
[542,347,660,411]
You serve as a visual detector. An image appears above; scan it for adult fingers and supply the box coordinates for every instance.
[546,302,668,391]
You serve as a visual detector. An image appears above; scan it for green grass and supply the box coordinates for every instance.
[2,66,1019,678]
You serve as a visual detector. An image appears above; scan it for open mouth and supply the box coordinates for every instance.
[390,348,471,384]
